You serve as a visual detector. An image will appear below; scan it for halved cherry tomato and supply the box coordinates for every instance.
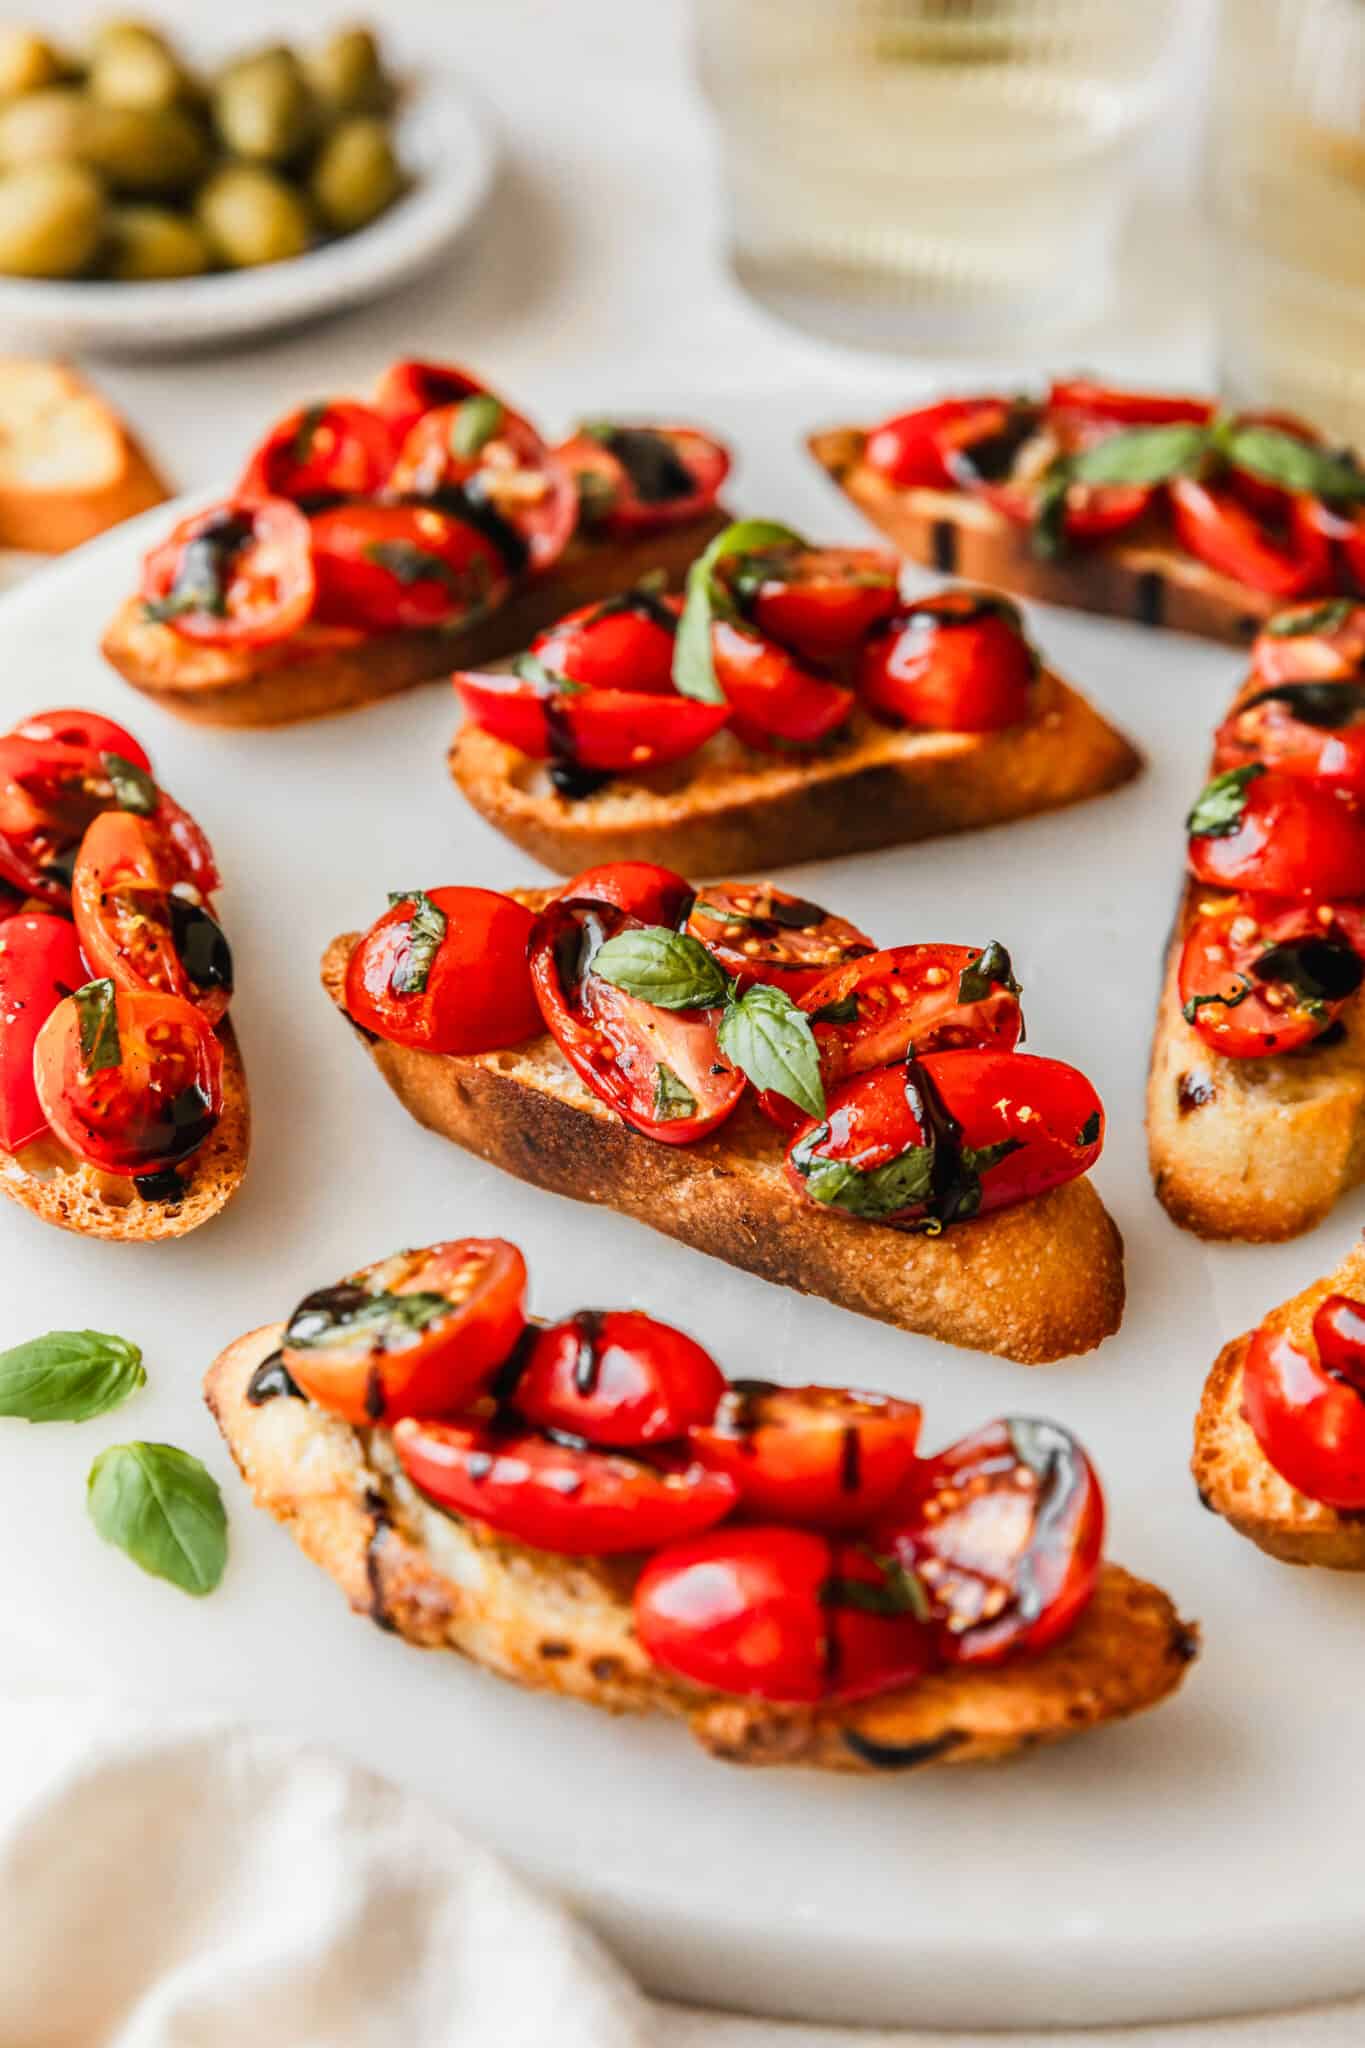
[454,668,728,779]
[1250,600,1365,685]
[530,587,679,695]
[72,810,231,1025]
[9,710,149,768]
[689,1381,922,1530]
[394,1414,736,1555]
[556,862,694,927]
[786,1052,1104,1230]
[859,590,1035,732]
[555,423,729,535]
[34,980,222,1176]
[1045,379,1213,428]
[388,398,576,574]
[0,911,85,1151]
[528,898,744,1144]
[141,497,315,647]
[1178,893,1365,1058]
[373,358,488,446]
[311,502,511,633]
[728,546,900,662]
[344,886,541,1055]
[634,1525,937,1704]
[1214,676,1365,792]
[1186,766,1365,899]
[237,400,396,504]
[709,619,853,750]
[684,882,873,999]
[282,1240,527,1427]
[1242,1298,1365,1510]
[1169,479,1333,599]
[863,397,1000,490]
[1344,510,1365,593]
[872,1417,1104,1665]
[938,401,1152,543]
[508,1309,725,1448]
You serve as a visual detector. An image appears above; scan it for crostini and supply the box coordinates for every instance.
[0,359,167,553]
[206,1239,1196,1768]
[811,376,1365,645]
[449,520,1140,876]
[100,358,730,729]
[1148,598,1365,1240]
[0,707,247,1240]
[324,865,1124,1363]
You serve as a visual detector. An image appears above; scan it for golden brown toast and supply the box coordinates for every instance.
[0,359,167,553]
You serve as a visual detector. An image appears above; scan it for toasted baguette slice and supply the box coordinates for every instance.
[0,359,167,553]
[322,923,1124,1364]
[1193,1236,1365,1567]
[449,664,1141,878]
[810,427,1277,646]
[207,1322,1197,1769]
[0,1020,248,1242]
[101,512,728,730]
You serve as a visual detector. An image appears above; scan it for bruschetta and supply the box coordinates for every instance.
[324,866,1125,1364]
[1148,598,1365,1240]
[100,357,730,730]
[0,358,167,553]
[448,521,1140,877]
[0,707,247,1240]
[811,377,1365,645]
[205,1239,1196,1769]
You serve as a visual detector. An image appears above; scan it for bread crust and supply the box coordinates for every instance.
[321,928,1125,1365]
[809,428,1276,646]
[0,359,167,554]
[100,513,728,730]
[207,1322,1197,1769]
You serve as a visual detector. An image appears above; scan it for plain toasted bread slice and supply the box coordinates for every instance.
[100,512,728,730]
[0,1020,248,1242]
[449,664,1141,878]
[321,917,1125,1365]
[0,359,167,554]
[810,428,1277,646]
[1193,1237,1365,1567]
[206,1322,1197,1769]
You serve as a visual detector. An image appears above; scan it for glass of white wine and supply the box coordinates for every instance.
[692,0,1186,350]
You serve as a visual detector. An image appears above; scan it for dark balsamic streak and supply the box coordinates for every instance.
[841,1728,968,1771]
[362,1487,397,1633]
[246,1349,303,1405]
[839,1425,862,1495]
[570,1309,607,1394]
[1134,570,1165,629]
[364,1365,386,1422]
[930,519,957,575]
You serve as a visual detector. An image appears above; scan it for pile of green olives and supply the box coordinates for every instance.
[0,20,408,281]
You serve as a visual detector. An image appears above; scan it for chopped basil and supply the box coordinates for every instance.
[716,982,825,1120]
[957,940,1021,1005]
[292,401,328,464]
[0,1328,144,1424]
[810,992,859,1025]
[1186,763,1264,838]
[74,978,120,1074]
[589,925,731,1009]
[1030,464,1074,560]
[102,752,158,816]
[673,518,807,705]
[1182,984,1249,1024]
[1220,423,1365,503]
[387,889,447,995]
[513,650,580,694]
[821,1555,930,1620]
[284,1286,450,1354]
[792,1134,936,1221]
[363,540,464,591]
[142,511,252,624]
[449,394,504,460]
[651,1062,698,1122]
[1264,597,1357,638]
[86,1441,227,1597]
[573,466,618,523]
[1067,421,1212,489]
[1240,680,1365,729]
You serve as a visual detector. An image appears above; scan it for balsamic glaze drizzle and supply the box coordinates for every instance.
[246,1350,303,1405]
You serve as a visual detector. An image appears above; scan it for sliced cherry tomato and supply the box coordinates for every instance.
[786,1052,1104,1230]
[1045,378,1213,427]
[530,586,679,695]
[281,1240,527,1427]
[141,497,315,647]
[863,397,1001,490]
[634,1525,937,1704]
[872,1418,1104,1665]
[1214,676,1365,792]
[727,545,900,662]
[689,1381,922,1530]
[388,397,575,573]
[373,358,488,446]
[0,911,85,1151]
[454,667,728,779]
[34,980,222,1176]
[1242,1300,1365,1510]
[685,882,873,999]
[1169,479,1333,599]
[1344,510,1365,594]
[556,861,694,927]
[508,1309,725,1448]
[237,400,396,504]
[937,401,1151,543]
[72,810,231,1025]
[1178,892,1365,1058]
[8,709,149,768]
[528,898,744,1144]
[709,619,853,750]
[1187,766,1365,899]
[310,502,511,634]
[1250,600,1365,686]
[859,589,1035,732]
[555,423,729,535]
[344,886,540,1055]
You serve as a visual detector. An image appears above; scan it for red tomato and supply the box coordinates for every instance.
[1250,601,1365,685]
[873,1418,1104,1665]
[388,398,576,573]
[344,886,541,1055]
[863,397,1000,489]
[709,619,853,750]
[1179,893,1364,1057]
[1169,479,1333,599]
[1186,766,1365,899]
[394,1415,736,1555]
[72,810,232,1025]
[9,709,149,768]
[1344,510,1365,592]
[859,590,1035,732]
[373,358,488,446]
[282,1239,527,1427]
[530,588,679,695]
[733,546,900,661]
[684,882,873,999]
[141,497,315,647]
[0,911,85,1151]
[554,423,729,535]
[527,898,744,1144]
[690,1382,922,1530]
[34,980,222,1175]
[508,1309,725,1448]
[237,400,396,503]
[455,667,728,780]
[1242,1303,1365,1510]
[1214,678,1365,792]
[937,401,1151,543]
[556,861,694,927]
[310,502,511,633]
[634,1525,937,1704]
[1045,378,1213,427]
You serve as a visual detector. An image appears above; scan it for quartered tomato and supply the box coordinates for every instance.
[1186,766,1365,899]
[454,666,728,778]
[1169,479,1333,599]
[141,496,315,647]
[1215,677,1365,792]
[873,1417,1104,1665]
[34,980,222,1176]
[709,619,854,750]
[1242,1296,1365,1510]
[689,1381,923,1530]
[237,400,396,504]
[528,898,744,1143]
[937,400,1152,543]
[0,911,85,1151]
[556,861,694,927]
[388,396,576,574]
[1250,600,1365,685]
[393,1415,737,1555]
[1178,893,1365,1058]
[310,502,512,633]
[863,397,999,490]
[554,422,729,535]
[344,886,541,1055]
[786,1052,1104,1231]
[530,587,679,695]
[634,1525,937,1704]
[859,590,1036,732]
[72,810,232,1025]
[726,545,899,662]
[373,358,488,446]
[1044,379,1213,428]
[508,1309,725,1448]
[684,882,873,999]
[281,1239,527,1427]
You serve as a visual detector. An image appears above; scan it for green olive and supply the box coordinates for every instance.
[88,27,187,112]
[195,163,312,269]
[0,160,104,277]
[306,26,394,116]
[0,28,68,98]
[107,202,211,279]
[0,90,207,194]
[0,87,88,165]
[211,48,316,164]
[309,114,402,233]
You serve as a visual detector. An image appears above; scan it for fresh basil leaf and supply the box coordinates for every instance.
[1264,598,1357,638]
[957,940,1021,1004]
[284,1286,450,1353]
[651,1061,698,1122]
[363,540,462,591]
[672,517,807,705]
[1066,421,1211,488]
[1223,424,1365,503]
[961,1137,1022,1179]
[0,1329,144,1423]
[1030,464,1074,560]
[589,926,730,1009]
[513,650,581,694]
[102,752,158,816]
[386,889,447,995]
[821,1556,929,1620]
[449,394,504,460]
[810,992,858,1025]
[1182,984,1249,1023]
[293,401,327,463]
[1186,763,1264,838]
[87,1441,227,1597]
[717,983,825,1119]
[793,1132,936,1221]
[74,978,120,1074]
